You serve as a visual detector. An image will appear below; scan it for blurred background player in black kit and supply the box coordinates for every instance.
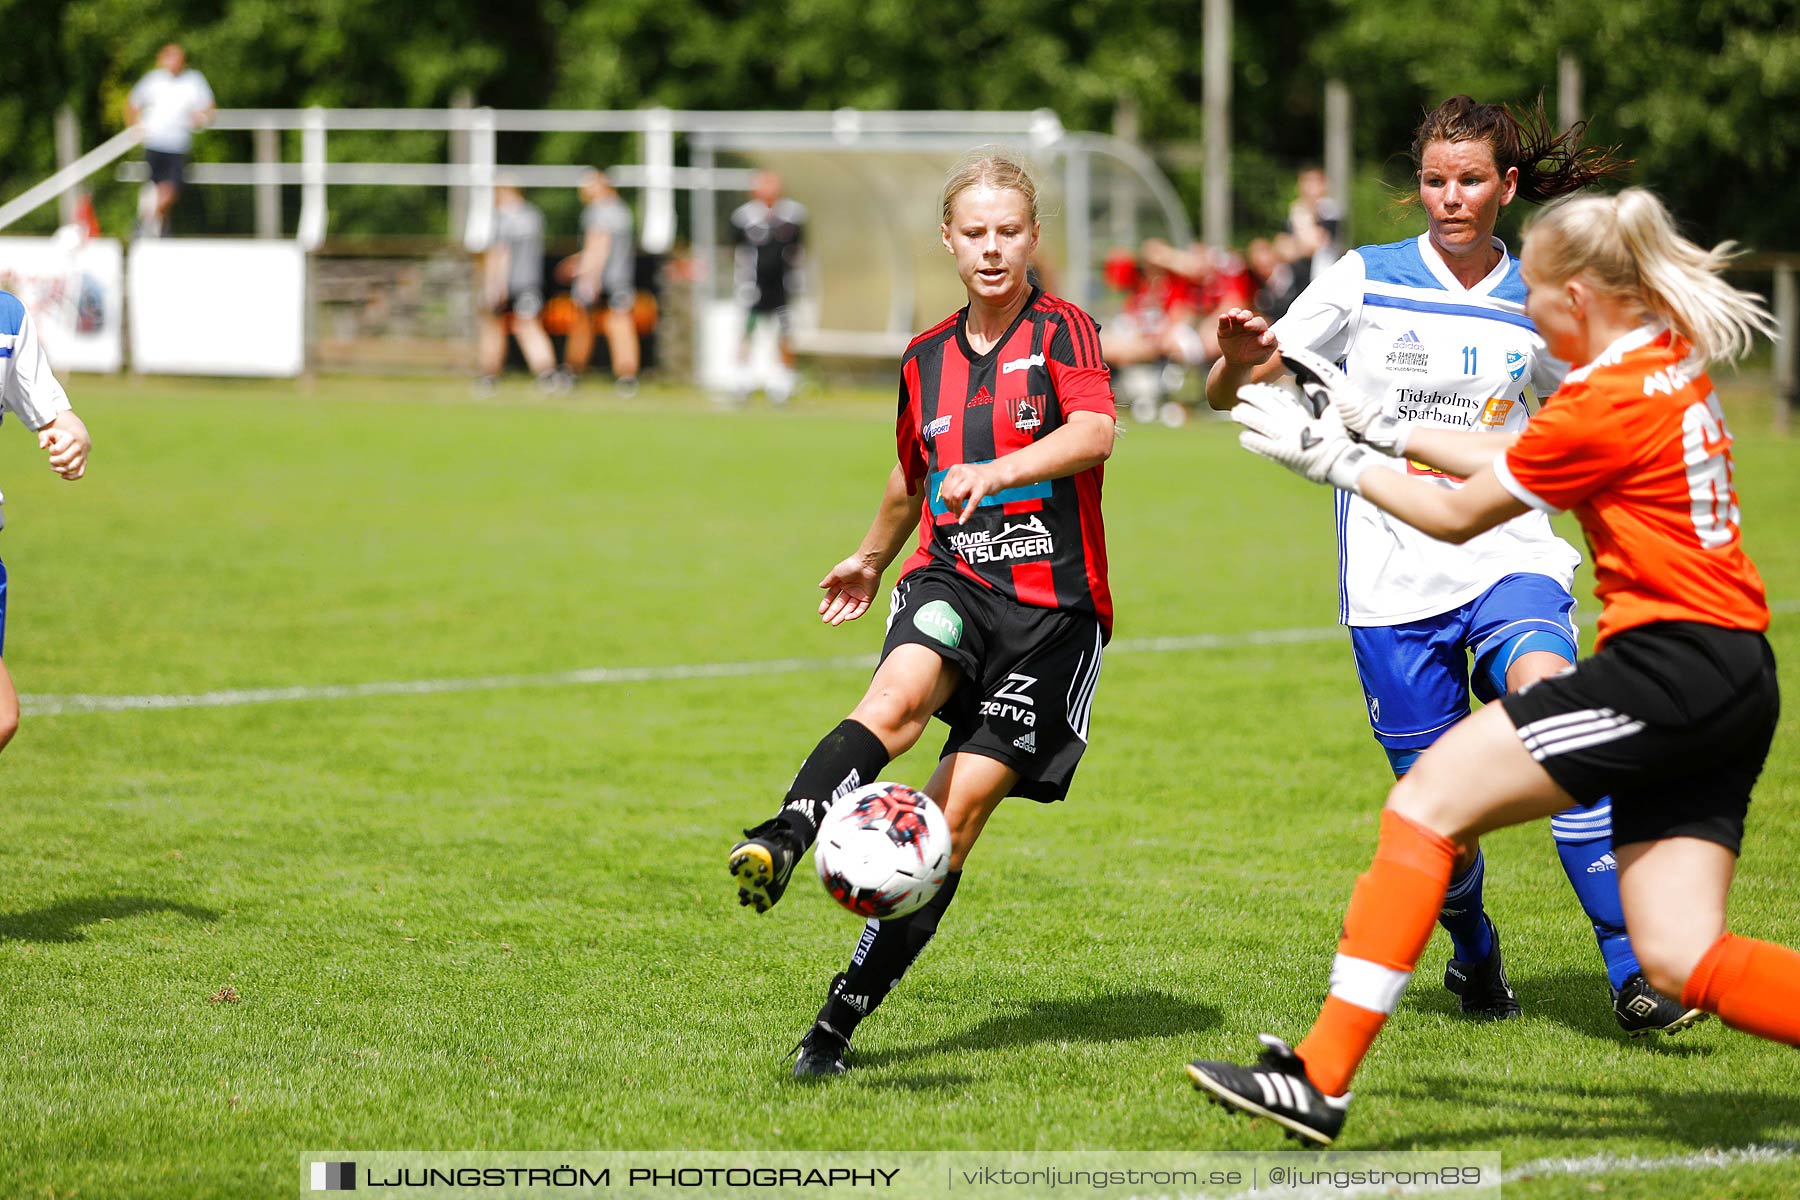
[477,181,560,394]
[560,169,639,395]
[730,170,807,404]
[726,149,1117,1079]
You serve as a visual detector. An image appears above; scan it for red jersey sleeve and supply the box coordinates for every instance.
[1047,308,1115,417]
[896,355,926,491]
[1495,380,1636,515]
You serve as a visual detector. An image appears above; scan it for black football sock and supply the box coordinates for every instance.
[775,719,892,846]
[817,870,962,1037]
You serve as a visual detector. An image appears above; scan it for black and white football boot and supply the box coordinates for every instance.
[729,818,802,914]
[1613,972,1709,1037]
[1444,916,1523,1021]
[1186,1034,1351,1146]
[790,1020,851,1079]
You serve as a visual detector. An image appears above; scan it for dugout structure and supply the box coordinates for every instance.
[681,110,1192,386]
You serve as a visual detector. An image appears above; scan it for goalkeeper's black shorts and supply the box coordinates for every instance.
[1500,621,1778,853]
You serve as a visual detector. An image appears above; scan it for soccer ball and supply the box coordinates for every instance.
[814,782,950,920]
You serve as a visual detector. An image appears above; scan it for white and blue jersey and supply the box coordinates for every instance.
[0,291,75,653]
[1271,233,1580,627]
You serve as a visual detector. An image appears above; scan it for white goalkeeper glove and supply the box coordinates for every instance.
[1279,346,1411,456]
[1232,383,1382,493]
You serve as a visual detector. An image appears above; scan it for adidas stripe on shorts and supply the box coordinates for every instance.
[881,562,1103,803]
[1500,621,1779,853]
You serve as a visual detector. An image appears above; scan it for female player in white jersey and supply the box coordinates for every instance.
[1204,97,1691,1031]
[0,292,93,750]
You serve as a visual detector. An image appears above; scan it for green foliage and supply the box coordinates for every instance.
[0,1,1794,244]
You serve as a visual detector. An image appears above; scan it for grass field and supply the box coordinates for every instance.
[0,373,1795,1198]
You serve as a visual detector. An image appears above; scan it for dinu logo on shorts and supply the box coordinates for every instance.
[913,600,963,648]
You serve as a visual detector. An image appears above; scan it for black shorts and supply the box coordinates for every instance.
[145,149,185,188]
[496,290,544,320]
[745,304,793,338]
[1501,622,1780,853]
[881,563,1104,803]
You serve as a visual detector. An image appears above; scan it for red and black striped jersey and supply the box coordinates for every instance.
[896,288,1116,636]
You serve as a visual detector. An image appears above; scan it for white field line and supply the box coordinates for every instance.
[1505,1141,1800,1182]
[17,624,1350,718]
[20,599,1799,719]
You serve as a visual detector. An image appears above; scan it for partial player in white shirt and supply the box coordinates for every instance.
[0,292,92,755]
[125,42,215,237]
[1204,97,1696,1036]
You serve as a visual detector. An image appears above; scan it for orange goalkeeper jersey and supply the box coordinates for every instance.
[1492,325,1769,650]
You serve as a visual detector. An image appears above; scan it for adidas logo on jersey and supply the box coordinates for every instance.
[1013,731,1037,753]
[1386,330,1428,374]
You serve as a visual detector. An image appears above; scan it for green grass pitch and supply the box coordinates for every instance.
[0,374,1795,1198]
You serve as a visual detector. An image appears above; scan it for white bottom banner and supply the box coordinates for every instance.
[297,1151,1502,1199]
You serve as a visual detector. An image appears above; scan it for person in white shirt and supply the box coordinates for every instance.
[1204,96,1698,1036]
[0,292,92,754]
[124,43,215,237]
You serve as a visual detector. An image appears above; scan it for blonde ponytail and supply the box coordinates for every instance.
[1526,188,1776,368]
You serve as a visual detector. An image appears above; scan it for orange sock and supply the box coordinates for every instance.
[1682,933,1800,1045]
[1295,810,1458,1096]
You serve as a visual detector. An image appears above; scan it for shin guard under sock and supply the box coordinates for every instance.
[819,870,963,1037]
[1682,933,1800,1045]
[777,719,892,845]
[1295,811,1458,1096]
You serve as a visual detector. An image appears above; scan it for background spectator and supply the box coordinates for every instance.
[559,169,640,395]
[124,43,215,238]
[476,181,559,393]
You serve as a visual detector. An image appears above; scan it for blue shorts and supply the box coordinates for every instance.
[0,557,8,656]
[1350,573,1578,752]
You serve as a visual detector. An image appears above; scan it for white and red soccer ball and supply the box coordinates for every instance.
[814,782,950,920]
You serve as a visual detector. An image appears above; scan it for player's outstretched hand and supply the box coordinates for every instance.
[935,461,1000,525]
[1279,346,1410,454]
[1232,384,1377,494]
[818,556,882,626]
[39,410,91,480]
[1215,308,1277,367]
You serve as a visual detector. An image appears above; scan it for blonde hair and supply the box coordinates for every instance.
[941,147,1039,227]
[1525,188,1776,367]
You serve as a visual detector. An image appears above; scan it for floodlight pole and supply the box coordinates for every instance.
[1776,264,1797,433]
[1325,80,1352,247]
[1065,146,1091,307]
[1203,0,1231,249]
[1558,50,1583,130]
[55,107,80,226]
